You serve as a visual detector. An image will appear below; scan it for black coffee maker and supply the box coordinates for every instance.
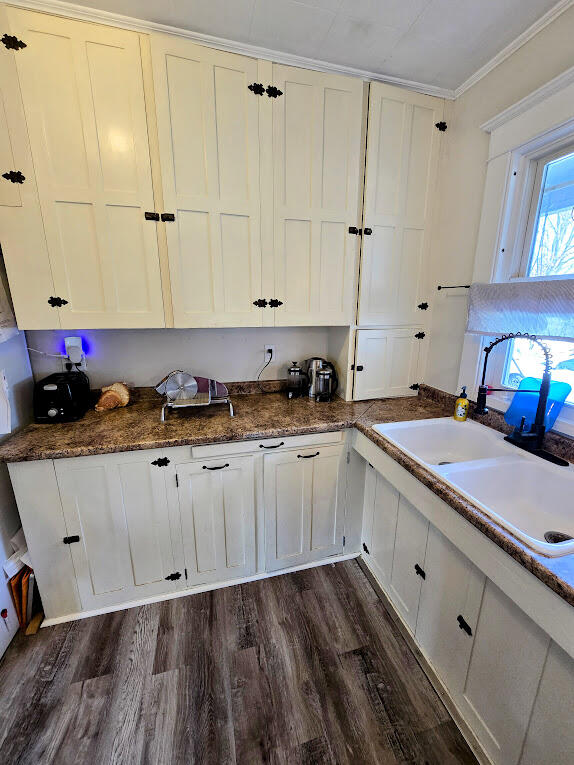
[286,362,308,399]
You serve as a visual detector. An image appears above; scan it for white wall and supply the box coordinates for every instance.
[25,326,332,389]
[426,5,574,394]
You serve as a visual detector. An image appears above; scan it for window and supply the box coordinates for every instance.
[502,148,574,405]
[521,149,574,278]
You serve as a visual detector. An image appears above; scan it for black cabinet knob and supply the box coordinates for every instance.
[363,227,372,235]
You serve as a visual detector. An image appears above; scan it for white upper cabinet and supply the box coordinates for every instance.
[0,6,57,329]
[6,9,165,328]
[358,82,443,327]
[268,65,364,326]
[151,36,263,327]
[354,327,422,400]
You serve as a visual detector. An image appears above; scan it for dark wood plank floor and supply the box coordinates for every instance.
[0,560,477,764]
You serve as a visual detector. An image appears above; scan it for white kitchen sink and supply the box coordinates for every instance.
[373,417,574,557]
[439,457,574,557]
[373,417,517,466]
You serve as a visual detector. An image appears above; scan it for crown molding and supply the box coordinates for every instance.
[454,0,574,99]
[5,0,457,99]
[480,64,574,133]
[9,0,572,104]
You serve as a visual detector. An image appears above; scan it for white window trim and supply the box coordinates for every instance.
[458,75,574,438]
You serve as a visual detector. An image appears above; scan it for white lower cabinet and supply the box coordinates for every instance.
[362,467,400,587]
[459,581,550,765]
[264,443,345,571]
[388,495,429,632]
[520,641,574,765]
[55,451,180,610]
[175,456,256,586]
[359,454,573,765]
[415,526,485,694]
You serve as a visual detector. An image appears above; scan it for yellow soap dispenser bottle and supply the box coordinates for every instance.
[454,386,470,422]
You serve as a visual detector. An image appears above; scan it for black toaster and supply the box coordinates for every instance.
[34,372,91,423]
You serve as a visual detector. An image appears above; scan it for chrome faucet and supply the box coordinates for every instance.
[474,332,568,466]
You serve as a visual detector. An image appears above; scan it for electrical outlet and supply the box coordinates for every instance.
[264,345,275,360]
[64,336,86,371]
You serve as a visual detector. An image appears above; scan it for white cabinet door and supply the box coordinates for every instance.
[415,526,485,693]
[264,444,345,571]
[354,327,422,400]
[358,82,443,327]
[152,35,263,328]
[0,6,57,329]
[269,65,364,326]
[363,468,400,588]
[460,580,550,765]
[176,456,256,586]
[8,9,165,329]
[520,641,574,765]
[55,451,178,611]
[388,495,429,632]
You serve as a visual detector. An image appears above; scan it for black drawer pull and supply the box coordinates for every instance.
[260,441,285,449]
[63,535,80,544]
[457,615,472,636]
[297,451,320,459]
[414,563,426,579]
[203,463,229,470]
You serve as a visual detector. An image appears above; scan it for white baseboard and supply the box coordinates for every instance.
[41,551,360,627]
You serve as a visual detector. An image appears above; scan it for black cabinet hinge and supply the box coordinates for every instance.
[409,383,420,390]
[1,34,26,51]
[351,364,364,372]
[63,535,80,544]
[269,298,283,308]
[175,474,179,488]
[362,542,370,555]
[348,226,361,235]
[415,331,426,339]
[2,170,25,184]
[161,213,175,222]
[184,568,188,579]
[248,82,265,95]
[165,572,181,581]
[457,614,472,636]
[414,563,426,579]
[343,535,346,547]
[253,298,268,308]
[266,85,283,98]
[435,121,447,132]
[48,296,68,308]
[151,457,170,467]
[363,227,372,235]
[417,302,429,310]
[145,211,160,221]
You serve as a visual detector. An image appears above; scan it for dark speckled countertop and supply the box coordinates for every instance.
[0,384,573,607]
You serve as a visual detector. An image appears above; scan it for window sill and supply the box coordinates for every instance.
[486,392,574,439]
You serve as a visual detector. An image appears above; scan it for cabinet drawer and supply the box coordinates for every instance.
[190,431,344,459]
